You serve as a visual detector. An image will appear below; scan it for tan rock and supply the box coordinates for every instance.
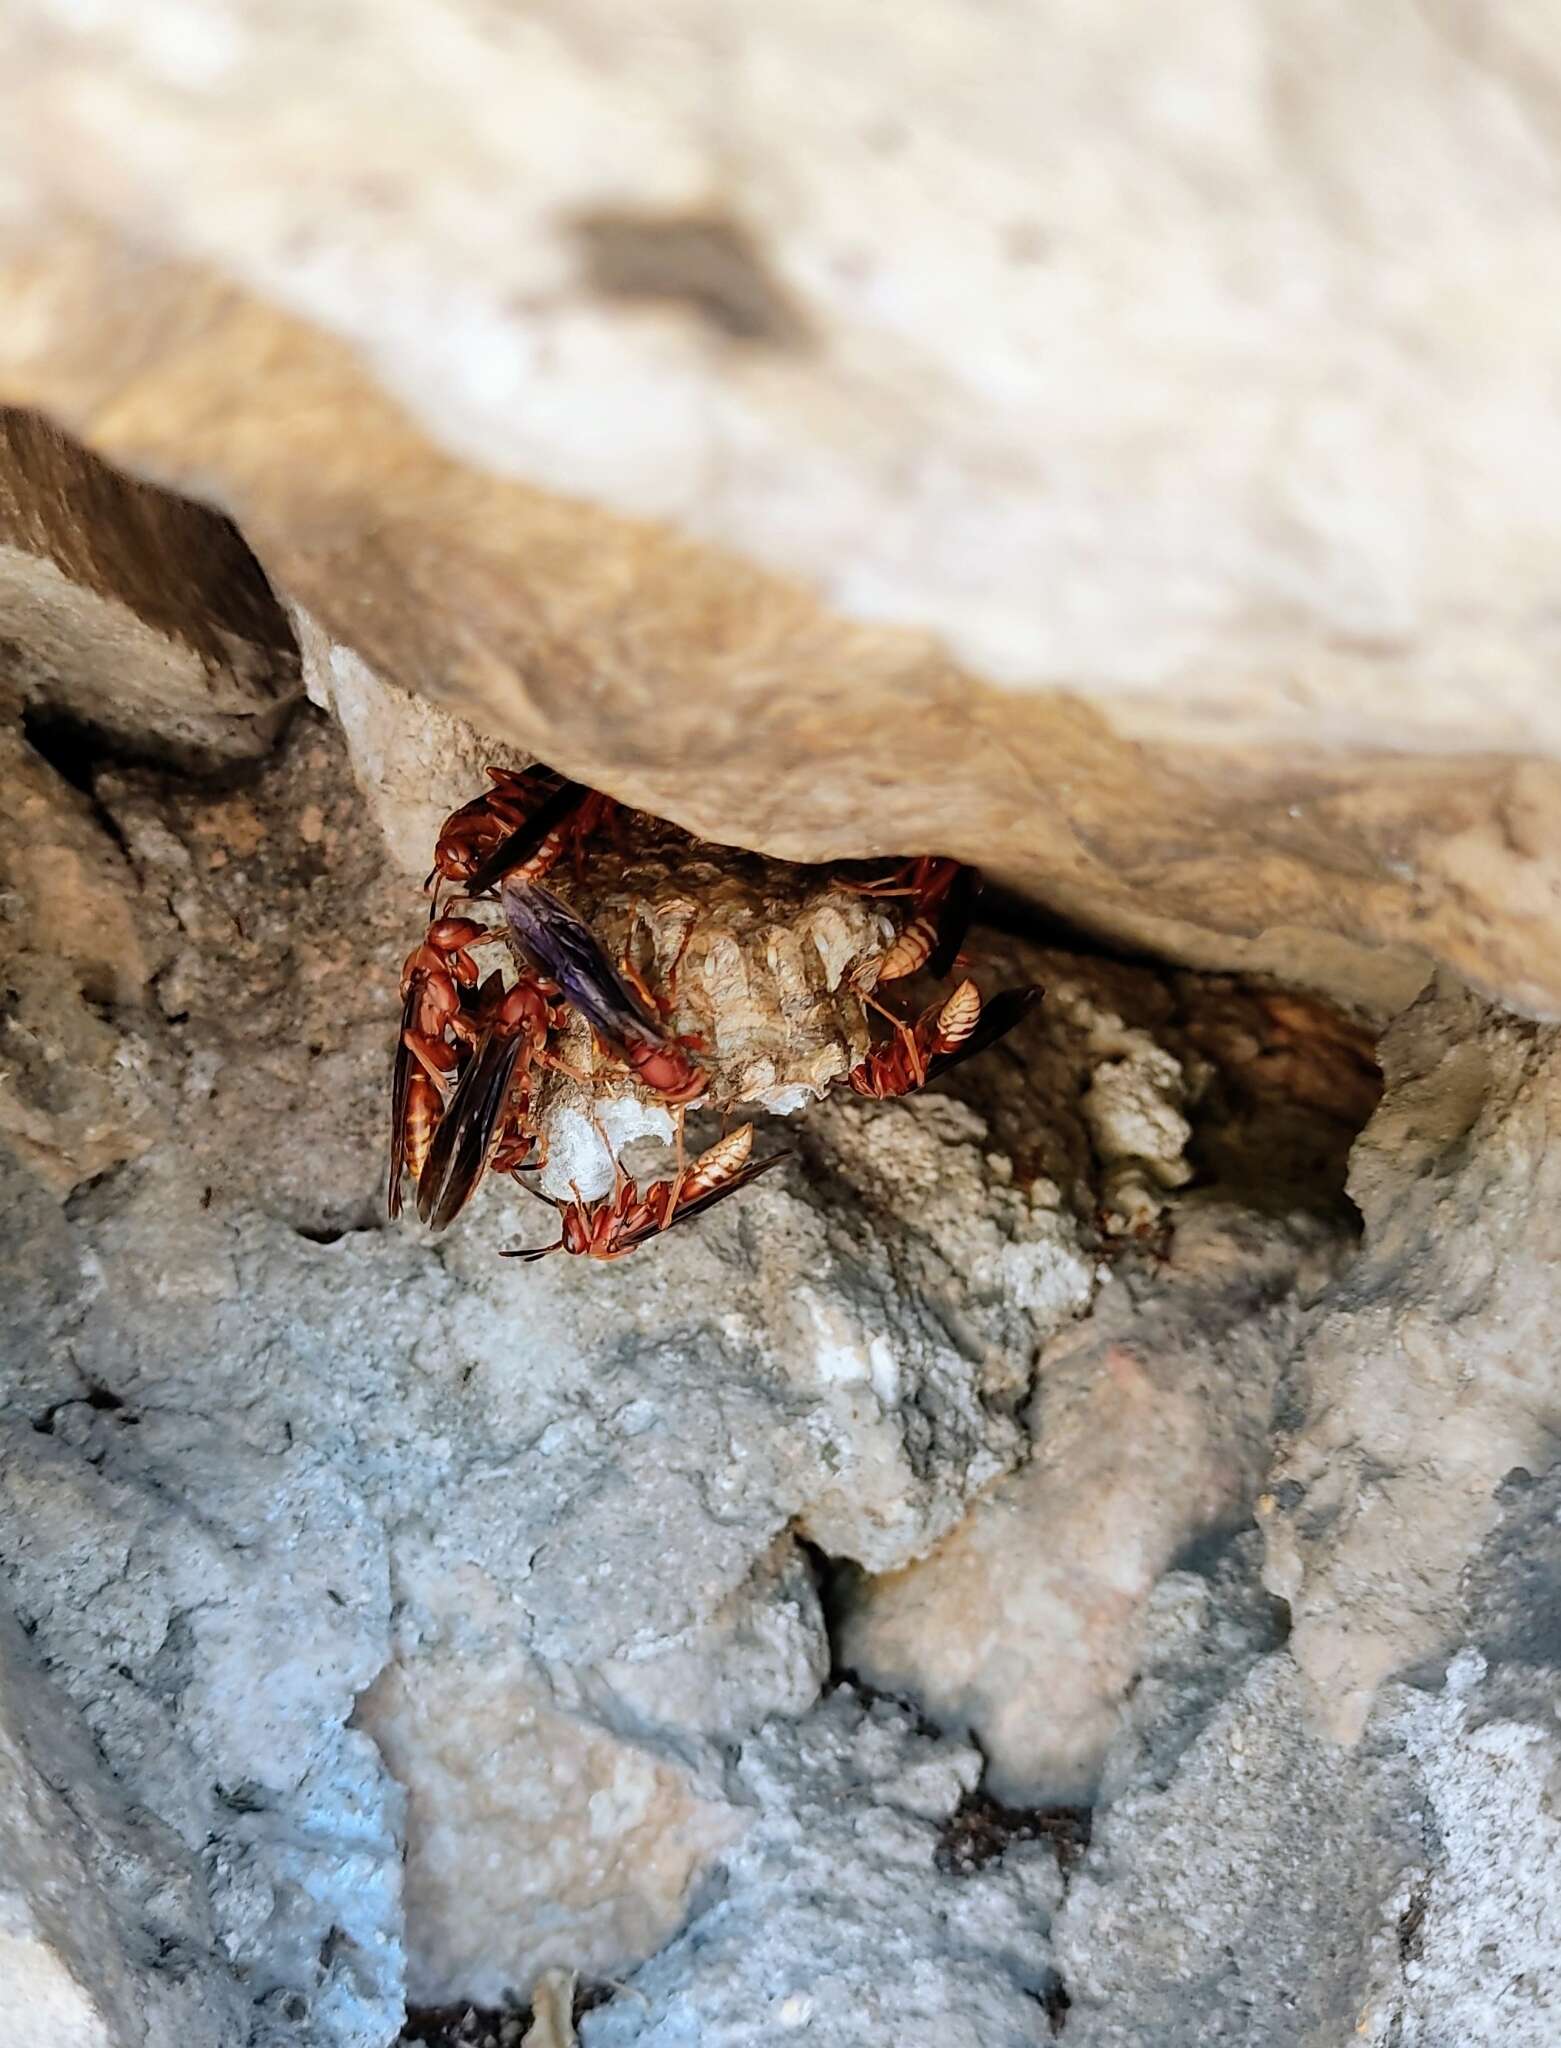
[0,716,164,1191]
[356,1645,744,2007]
[295,609,536,881]
[0,408,298,770]
[838,1202,1342,1800]
[0,0,1557,1010]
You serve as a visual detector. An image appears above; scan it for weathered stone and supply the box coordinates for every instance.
[1055,1647,1416,2045]
[357,1647,743,2009]
[839,1202,1343,1801]
[0,407,298,771]
[1,1,1560,1009]
[832,968,1376,1799]
[0,710,166,1192]
[1052,1523,1561,2046]
[1261,978,1561,1741]
[1,27,1560,2028]
[580,1690,1060,2048]
[0,703,1105,2035]
[0,1596,248,2048]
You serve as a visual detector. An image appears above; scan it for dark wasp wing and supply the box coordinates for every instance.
[416,1009,527,1232]
[500,878,663,1054]
[925,984,1043,1083]
[926,864,981,981]
[386,980,424,1219]
[612,1152,791,1253]
[461,778,590,897]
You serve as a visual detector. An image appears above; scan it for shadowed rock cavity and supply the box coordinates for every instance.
[0,407,300,773]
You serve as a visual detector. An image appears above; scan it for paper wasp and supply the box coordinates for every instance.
[501,1123,786,1262]
[845,978,1042,1099]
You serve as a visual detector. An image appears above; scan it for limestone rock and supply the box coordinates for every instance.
[0,407,298,771]
[837,1201,1343,1801]
[1054,1649,1419,2044]
[0,711,166,1192]
[1,87,1558,2030]
[0,1597,248,2048]
[295,613,536,885]
[585,1539,828,1744]
[1261,977,1561,1741]
[832,966,1376,1799]
[355,1541,820,2006]
[0,703,1101,2033]
[357,1648,743,2009]
[2,3,1560,1009]
[1052,1515,1561,2046]
[579,1690,1060,2048]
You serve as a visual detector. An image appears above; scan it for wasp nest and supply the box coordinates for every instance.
[491,808,896,1203]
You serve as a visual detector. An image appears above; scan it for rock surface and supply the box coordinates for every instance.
[0,407,299,771]
[580,1690,1062,2048]
[357,1647,742,2009]
[0,688,1104,2035]
[838,1202,1343,1800]
[0,1595,248,2048]
[2,18,1561,2041]
[1054,1524,1561,2047]
[3,3,1561,1009]
[10,629,1557,2041]
[1261,978,1561,1741]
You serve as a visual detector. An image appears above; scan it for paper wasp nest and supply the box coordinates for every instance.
[503,811,896,1202]
[305,638,903,1210]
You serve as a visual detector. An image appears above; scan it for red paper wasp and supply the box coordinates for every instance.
[426,765,557,889]
[846,856,979,997]
[500,877,708,1106]
[414,971,562,1231]
[431,771,615,902]
[502,1124,787,1263]
[388,915,503,1218]
[845,978,1042,1100]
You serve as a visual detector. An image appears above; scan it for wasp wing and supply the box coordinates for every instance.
[500,878,663,1054]
[386,980,426,1219]
[924,984,1043,1082]
[460,779,590,897]
[416,1020,527,1231]
[611,1152,791,1253]
[926,864,981,980]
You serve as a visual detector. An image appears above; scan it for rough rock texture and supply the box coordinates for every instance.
[0,686,1127,2036]
[0,705,164,1191]
[3,35,1561,2029]
[838,1203,1342,1801]
[7,2,1561,1010]
[0,407,299,770]
[1053,1517,1561,2047]
[836,969,1377,1798]
[0,642,1427,2045]
[0,608,1558,2047]
[357,1649,741,2009]
[0,1595,248,2048]
[1262,978,1561,1741]
[580,1690,1062,2048]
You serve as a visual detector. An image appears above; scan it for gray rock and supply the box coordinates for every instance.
[0,1592,249,2047]
[580,1690,1058,2048]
